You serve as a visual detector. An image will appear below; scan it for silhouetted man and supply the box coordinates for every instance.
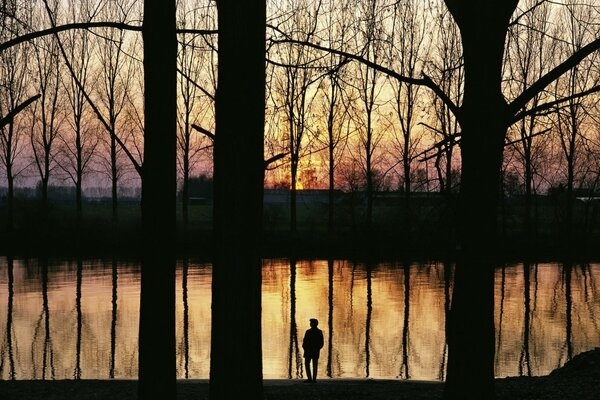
[302,318,324,383]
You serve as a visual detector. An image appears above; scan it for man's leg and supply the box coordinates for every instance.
[305,358,312,382]
[312,358,318,382]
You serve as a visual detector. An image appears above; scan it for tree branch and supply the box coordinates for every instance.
[509,0,549,27]
[191,123,215,141]
[268,25,461,121]
[177,67,215,101]
[0,94,40,129]
[509,36,600,114]
[0,21,216,53]
[512,85,600,123]
[264,152,288,169]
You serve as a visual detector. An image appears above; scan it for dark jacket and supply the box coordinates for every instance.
[302,327,324,359]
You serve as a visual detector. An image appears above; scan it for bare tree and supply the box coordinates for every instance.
[0,6,32,232]
[29,17,62,214]
[95,0,138,223]
[506,0,554,241]
[271,0,322,234]
[551,0,599,244]
[352,0,386,228]
[303,0,354,234]
[425,4,462,194]
[387,0,428,233]
[176,0,216,229]
[57,0,97,228]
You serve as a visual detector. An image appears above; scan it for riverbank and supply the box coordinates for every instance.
[0,200,598,260]
[1,348,599,400]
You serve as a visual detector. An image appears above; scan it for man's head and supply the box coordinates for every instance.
[310,318,318,328]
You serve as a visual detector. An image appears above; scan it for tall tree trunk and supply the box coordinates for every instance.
[327,80,336,235]
[291,160,298,234]
[111,134,118,223]
[76,128,83,230]
[138,0,177,399]
[210,1,265,399]
[365,121,373,229]
[6,122,14,234]
[444,5,515,398]
[182,138,190,230]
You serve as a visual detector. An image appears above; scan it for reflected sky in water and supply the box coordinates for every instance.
[0,258,598,380]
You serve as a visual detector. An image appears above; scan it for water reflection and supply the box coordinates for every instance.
[400,261,409,379]
[287,258,302,379]
[75,258,82,379]
[1,256,15,379]
[564,263,573,362]
[326,259,333,378]
[0,259,599,380]
[182,257,190,379]
[365,262,372,378]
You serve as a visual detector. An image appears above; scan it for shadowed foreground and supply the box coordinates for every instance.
[0,349,598,400]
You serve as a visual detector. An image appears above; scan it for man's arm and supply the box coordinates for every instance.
[318,330,324,349]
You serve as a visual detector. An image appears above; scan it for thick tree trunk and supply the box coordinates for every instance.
[138,1,177,399]
[210,1,265,399]
[444,5,515,398]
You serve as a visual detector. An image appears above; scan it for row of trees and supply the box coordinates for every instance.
[1,1,600,235]
[2,0,600,399]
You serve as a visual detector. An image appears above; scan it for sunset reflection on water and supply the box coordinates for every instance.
[0,258,598,380]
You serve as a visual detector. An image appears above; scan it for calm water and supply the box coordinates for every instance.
[0,258,598,380]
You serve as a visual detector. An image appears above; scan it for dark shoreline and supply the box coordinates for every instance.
[1,232,598,263]
[1,348,599,400]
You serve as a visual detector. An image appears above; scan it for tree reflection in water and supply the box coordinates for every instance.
[110,257,118,378]
[1,259,599,380]
[74,257,83,379]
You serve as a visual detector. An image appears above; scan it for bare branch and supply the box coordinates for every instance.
[264,152,288,169]
[512,85,600,123]
[177,67,215,101]
[268,24,461,121]
[509,0,549,27]
[0,94,40,129]
[509,36,600,114]
[0,22,217,53]
[191,123,215,141]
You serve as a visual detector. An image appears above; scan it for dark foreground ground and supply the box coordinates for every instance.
[1,349,599,400]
